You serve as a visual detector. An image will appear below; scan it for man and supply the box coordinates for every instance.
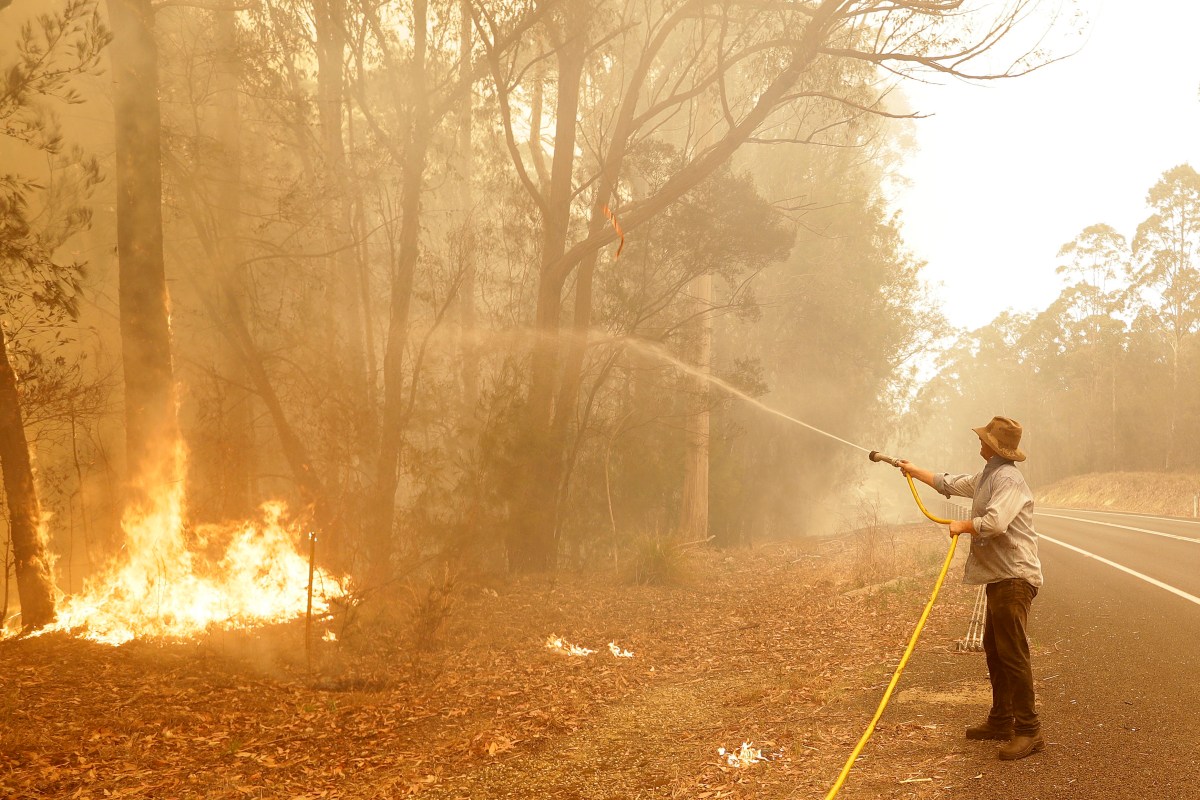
[897,416,1044,761]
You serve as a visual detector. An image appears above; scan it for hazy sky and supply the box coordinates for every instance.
[896,0,1200,331]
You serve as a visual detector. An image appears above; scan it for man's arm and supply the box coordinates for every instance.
[896,460,937,488]
[897,460,977,499]
[897,460,977,537]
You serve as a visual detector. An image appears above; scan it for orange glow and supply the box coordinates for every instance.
[34,446,345,645]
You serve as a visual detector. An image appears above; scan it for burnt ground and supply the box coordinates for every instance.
[1,524,1006,800]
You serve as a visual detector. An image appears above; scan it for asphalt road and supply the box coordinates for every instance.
[1027,508,1200,798]
[860,507,1200,799]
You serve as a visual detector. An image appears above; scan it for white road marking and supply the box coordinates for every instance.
[1039,507,1200,526]
[1041,534,1200,608]
[1037,512,1200,544]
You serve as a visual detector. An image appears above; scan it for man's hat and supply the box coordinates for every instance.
[972,416,1026,462]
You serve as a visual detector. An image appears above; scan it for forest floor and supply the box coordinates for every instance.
[1,522,994,800]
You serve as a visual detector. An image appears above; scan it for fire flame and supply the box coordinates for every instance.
[545,635,635,659]
[545,634,595,657]
[28,447,345,645]
[718,743,767,768]
[607,641,634,658]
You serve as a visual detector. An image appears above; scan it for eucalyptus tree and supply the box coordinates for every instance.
[481,0,1071,572]
[146,1,257,522]
[0,0,109,628]
[1055,223,1130,468]
[1130,165,1200,469]
[166,0,351,540]
[105,0,182,501]
[341,0,545,576]
[715,135,943,541]
[909,311,1062,478]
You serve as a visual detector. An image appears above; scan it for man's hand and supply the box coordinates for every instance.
[949,519,975,537]
[896,460,935,487]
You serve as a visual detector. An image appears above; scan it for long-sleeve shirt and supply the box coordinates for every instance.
[933,456,1044,588]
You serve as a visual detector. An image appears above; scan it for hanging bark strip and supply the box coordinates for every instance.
[603,205,625,258]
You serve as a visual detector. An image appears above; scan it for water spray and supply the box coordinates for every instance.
[613,335,875,455]
[822,451,960,800]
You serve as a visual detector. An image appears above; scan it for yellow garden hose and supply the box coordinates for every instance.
[823,458,959,800]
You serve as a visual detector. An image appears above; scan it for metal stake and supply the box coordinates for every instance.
[305,531,316,673]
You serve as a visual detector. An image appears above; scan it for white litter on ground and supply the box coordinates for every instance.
[544,635,636,658]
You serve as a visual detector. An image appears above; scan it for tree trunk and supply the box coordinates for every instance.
[313,0,368,404]
[215,287,329,513]
[1110,340,1118,470]
[678,272,712,541]
[369,0,429,577]
[678,89,716,543]
[172,147,333,535]
[0,326,57,630]
[455,0,479,411]
[506,11,586,574]
[108,0,179,494]
[1166,336,1180,470]
[212,4,254,518]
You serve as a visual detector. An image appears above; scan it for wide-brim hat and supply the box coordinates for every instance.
[972,415,1026,462]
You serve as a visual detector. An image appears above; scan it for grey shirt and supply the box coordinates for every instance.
[934,456,1044,588]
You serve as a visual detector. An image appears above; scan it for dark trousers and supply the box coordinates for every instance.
[983,578,1040,736]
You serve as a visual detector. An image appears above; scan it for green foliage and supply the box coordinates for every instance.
[706,125,941,542]
[624,534,687,587]
[1,0,108,322]
[0,0,110,146]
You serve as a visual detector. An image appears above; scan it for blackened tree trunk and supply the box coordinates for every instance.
[0,326,57,629]
[212,4,253,517]
[108,0,179,492]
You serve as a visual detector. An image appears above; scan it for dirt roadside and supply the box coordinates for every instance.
[1,523,987,799]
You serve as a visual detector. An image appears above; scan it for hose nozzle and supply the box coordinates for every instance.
[869,450,902,467]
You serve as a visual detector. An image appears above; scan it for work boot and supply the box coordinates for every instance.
[965,721,1013,741]
[997,734,1045,761]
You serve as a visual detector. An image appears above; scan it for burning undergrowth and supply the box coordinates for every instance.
[5,446,347,645]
